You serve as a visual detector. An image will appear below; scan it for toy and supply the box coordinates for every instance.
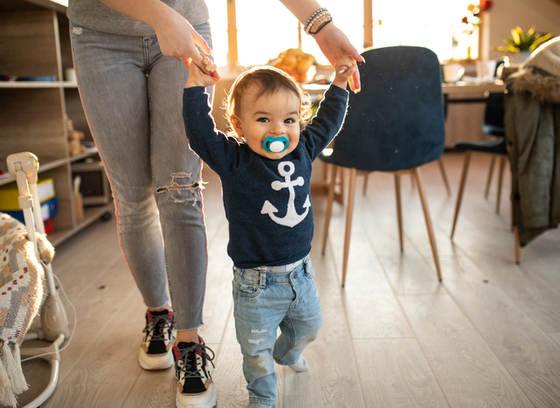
[66,116,86,156]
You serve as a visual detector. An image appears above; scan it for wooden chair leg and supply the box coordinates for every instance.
[394,173,404,251]
[362,172,369,196]
[321,165,338,255]
[342,168,357,287]
[451,150,472,238]
[333,167,345,204]
[413,167,442,282]
[484,155,496,199]
[438,158,451,196]
[496,155,506,214]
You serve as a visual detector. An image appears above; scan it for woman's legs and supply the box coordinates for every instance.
[70,24,210,335]
[147,42,207,333]
[71,27,172,309]
[71,22,217,406]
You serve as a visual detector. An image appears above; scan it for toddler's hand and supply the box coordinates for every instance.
[186,53,220,88]
[332,55,358,90]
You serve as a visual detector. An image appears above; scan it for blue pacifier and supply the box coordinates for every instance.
[263,136,289,153]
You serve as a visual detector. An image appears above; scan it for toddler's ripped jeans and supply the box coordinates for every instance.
[232,255,323,406]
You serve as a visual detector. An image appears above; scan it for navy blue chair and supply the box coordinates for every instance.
[450,91,507,239]
[319,46,445,286]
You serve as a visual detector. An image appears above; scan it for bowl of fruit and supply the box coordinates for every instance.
[271,48,316,83]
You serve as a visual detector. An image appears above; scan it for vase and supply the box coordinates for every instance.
[506,50,532,66]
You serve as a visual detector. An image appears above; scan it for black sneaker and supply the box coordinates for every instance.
[138,309,176,370]
[173,337,217,408]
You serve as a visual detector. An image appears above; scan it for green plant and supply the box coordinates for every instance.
[496,26,553,52]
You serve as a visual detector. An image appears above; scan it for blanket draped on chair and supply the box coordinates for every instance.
[0,213,53,407]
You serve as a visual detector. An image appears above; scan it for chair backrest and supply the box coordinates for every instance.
[324,46,445,172]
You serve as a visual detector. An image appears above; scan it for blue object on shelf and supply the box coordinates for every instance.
[2,197,59,223]
[17,76,57,82]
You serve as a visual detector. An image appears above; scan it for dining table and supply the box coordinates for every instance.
[442,78,506,103]
[304,78,506,102]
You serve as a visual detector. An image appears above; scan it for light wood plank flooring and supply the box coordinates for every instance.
[8,151,560,408]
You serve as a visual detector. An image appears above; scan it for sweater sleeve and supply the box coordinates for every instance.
[301,85,349,160]
[183,87,241,175]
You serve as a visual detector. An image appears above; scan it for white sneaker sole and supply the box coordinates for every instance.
[138,348,174,370]
[176,382,217,408]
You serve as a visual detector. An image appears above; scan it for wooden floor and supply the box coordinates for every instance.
[10,151,560,408]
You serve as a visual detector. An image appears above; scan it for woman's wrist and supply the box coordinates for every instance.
[303,7,332,37]
[312,20,336,47]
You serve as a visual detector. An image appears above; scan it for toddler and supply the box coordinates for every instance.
[183,54,357,407]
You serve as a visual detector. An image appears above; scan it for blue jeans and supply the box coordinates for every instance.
[232,256,323,406]
[70,22,212,330]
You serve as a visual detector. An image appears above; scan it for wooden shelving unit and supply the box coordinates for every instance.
[0,0,112,246]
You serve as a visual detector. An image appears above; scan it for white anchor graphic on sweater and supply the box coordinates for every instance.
[261,161,310,228]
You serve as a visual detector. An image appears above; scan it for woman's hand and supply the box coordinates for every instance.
[98,0,218,78]
[152,11,220,81]
[186,54,220,88]
[314,23,363,92]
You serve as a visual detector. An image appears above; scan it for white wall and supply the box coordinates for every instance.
[483,0,560,60]
[446,0,560,148]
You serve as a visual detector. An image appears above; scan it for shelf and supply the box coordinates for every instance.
[0,147,99,187]
[1,0,68,13]
[0,173,11,185]
[0,81,78,88]
[47,203,113,246]
[0,81,59,88]
[69,146,99,163]
[0,3,111,248]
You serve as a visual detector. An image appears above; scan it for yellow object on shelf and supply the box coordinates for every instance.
[0,178,56,211]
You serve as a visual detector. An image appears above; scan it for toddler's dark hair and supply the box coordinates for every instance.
[223,66,312,140]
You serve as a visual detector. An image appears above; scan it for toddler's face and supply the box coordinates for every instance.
[231,87,301,159]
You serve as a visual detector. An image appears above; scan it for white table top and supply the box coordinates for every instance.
[442,79,505,95]
[302,79,506,100]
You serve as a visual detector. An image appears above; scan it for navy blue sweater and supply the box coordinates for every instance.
[183,85,348,268]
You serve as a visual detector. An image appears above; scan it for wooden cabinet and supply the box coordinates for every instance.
[0,0,112,246]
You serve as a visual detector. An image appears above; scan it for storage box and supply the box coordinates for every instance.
[1,196,59,223]
[0,178,56,211]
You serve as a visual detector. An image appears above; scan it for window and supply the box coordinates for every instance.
[206,0,480,68]
[369,0,479,61]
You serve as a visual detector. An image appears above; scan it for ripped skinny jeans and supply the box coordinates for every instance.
[70,22,212,330]
[232,256,323,406]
